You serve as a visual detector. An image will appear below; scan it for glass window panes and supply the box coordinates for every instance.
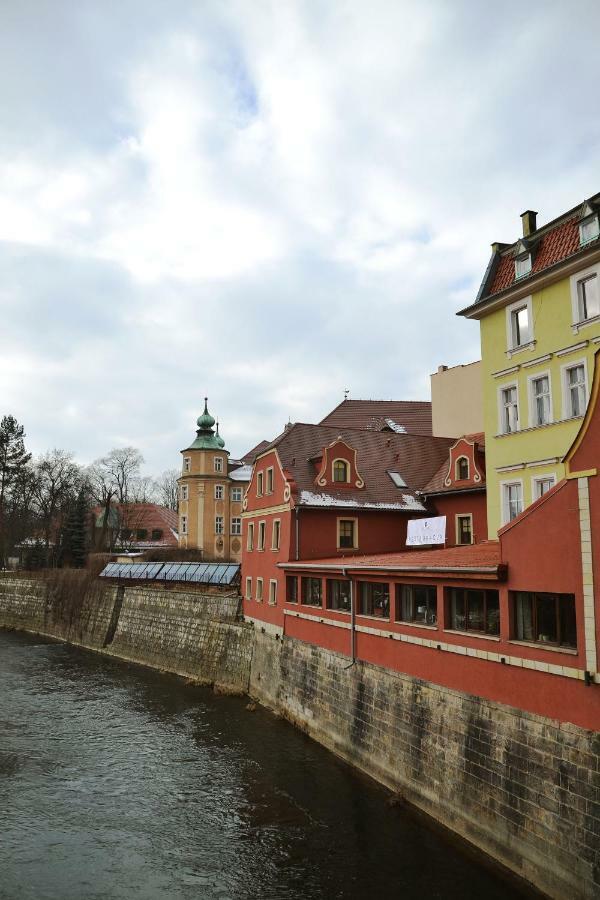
[578,274,599,321]
[511,304,531,344]
[567,365,586,417]
[457,515,472,545]
[514,254,532,280]
[215,485,224,500]
[580,215,599,245]
[395,584,437,625]
[456,457,469,480]
[231,517,242,535]
[286,576,298,604]
[338,520,355,548]
[302,577,322,606]
[504,482,523,522]
[231,487,243,502]
[326,579,351,612]
[534,477,554,500]
[272,520,281,549]
[532,375,551,426]
[513,592,576,648]
[358,582,390,618]
[501,386,518,433]
[333,460,349,482]
[448,589,500,635]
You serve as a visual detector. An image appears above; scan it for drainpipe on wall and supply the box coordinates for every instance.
[295,507,300,561]
[342,567,356,670]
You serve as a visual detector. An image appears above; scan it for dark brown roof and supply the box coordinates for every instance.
[260,423,453,510]
[422,433,486,495]
[319,400,432,436]
[241,439,271,465]
[461,193,600,315]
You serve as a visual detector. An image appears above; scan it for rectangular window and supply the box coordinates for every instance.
[245,577,252,601]
[257,521,266,551]
[271,519,281,550]
[565,364,587,418]
[257,471,264,496]
[511,304,531,343]
[503,482,523,523]
[180,515,188,535]
[151,529,162,541]
[301,577,322,607]
[180,484,189,500]
[247,522,254,551]
[269,580,277,605]
[286,576,298,604]
[215,484,224,500]
[231,517,242,535]
[513,591,577,648]
[183,457,191,472]
[231,487,243,502]
[395,584,437,626]
[456,515,473,545]
[214,457,223,472]
[448,588,500,636]
[215,516,224,534]
[532,475,555,500]
[580,215,600,245]
[266,467,274,494]
[358,582,390,618]
[577,273,599,321]
[338,519,356,549]
[501,385,519,433]
[326,579,351,612]
[514,254,532,281]
[136,529,148,540]
[531,375,551,426]
[256,578,263,602]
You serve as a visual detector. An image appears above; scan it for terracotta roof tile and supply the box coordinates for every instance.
[282,542,502,571]
[319,400,432,436]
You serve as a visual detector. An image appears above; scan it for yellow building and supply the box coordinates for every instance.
[177,400,250,562]
[460,196,600,536]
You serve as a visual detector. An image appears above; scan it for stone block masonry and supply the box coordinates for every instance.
[249,629,600,900]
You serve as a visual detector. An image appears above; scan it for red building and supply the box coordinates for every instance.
[422,433,488,546]
[241,423,454,631]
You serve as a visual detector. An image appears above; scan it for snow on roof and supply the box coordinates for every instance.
[298,490,425,512]
[384,418,407,433]
[229,465,252,481]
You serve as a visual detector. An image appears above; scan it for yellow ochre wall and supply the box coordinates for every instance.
[481,268,600,537]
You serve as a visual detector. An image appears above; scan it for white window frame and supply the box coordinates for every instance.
[531,474,556,501]
[231,517,242,535]
[180,484,189,501]
[527,370,553,428]
[215,515,224,535]
[214,456,224,473]
[231,487,243,502]
[246,522,254,551]
[498,381,520,435]
[180,514,188,535]
[214,484,224,500]
[271,519,281,550]
[245,577,252,601]
[183,457,191,472]
[266,467,274,495]
[501,479,524,525]
[505,296,533,353]
[561,358,588,420]
[514,252,532,280]
[455,513,473,545]
[579,214,599,246]
[256,471,264,497]
[269,579,278,606]
[570,262,600,329]
[258,520,266,551]
[256,577,263,602]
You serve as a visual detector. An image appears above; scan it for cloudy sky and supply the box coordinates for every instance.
[2,0,600,474]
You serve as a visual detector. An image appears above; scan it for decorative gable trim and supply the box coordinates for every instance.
[443,437,485,489]
[315,437,365,489]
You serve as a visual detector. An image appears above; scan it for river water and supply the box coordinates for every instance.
[0,631,533,900]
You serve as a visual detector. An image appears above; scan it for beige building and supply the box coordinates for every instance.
[430,360,483,438]
[177,400,251,562]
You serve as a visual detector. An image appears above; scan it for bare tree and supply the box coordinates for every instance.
[87,447,144,551]
[32,449,83,549]
[100,447,144,505]
[129,474,159,504]
[155,469,179,511]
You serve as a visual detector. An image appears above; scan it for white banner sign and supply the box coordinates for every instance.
[406,516,446,546]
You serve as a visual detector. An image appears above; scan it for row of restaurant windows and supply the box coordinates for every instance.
[283,577,577,649]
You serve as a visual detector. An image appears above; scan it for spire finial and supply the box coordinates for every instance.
[197,397,215,431]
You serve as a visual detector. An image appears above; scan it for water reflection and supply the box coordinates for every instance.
[0,631,533,900]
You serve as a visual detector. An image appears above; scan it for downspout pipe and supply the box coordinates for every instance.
[295,507,300,561]
[342,567,356,670]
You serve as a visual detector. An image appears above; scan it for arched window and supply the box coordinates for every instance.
[333,459,349,482]
[456,456,469,480]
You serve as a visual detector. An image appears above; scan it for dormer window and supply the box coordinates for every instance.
[514,252,532,279]
[456,457,469,481]
[579,214,599,246]
[333,459,349,483]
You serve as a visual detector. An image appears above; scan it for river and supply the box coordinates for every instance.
[0,631,534,899]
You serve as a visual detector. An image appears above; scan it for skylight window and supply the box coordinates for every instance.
[388,471,407,488]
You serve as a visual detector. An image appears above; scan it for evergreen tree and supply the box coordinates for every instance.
[0,416,32,567]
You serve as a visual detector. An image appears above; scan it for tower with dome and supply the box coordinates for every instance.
[177,399,251,562]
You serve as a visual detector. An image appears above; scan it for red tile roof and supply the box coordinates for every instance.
[319,400,432,436]
[92,503,179,546]
[260,423,453,510]
[281,542,502,573]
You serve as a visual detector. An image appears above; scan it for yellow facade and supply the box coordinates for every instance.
[467,214,600,537]
[177,402,249,562]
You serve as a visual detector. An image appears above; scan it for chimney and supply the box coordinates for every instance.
[437,365,448,374]
[520,210,538,237]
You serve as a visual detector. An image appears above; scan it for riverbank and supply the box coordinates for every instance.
[0,573,598,900]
